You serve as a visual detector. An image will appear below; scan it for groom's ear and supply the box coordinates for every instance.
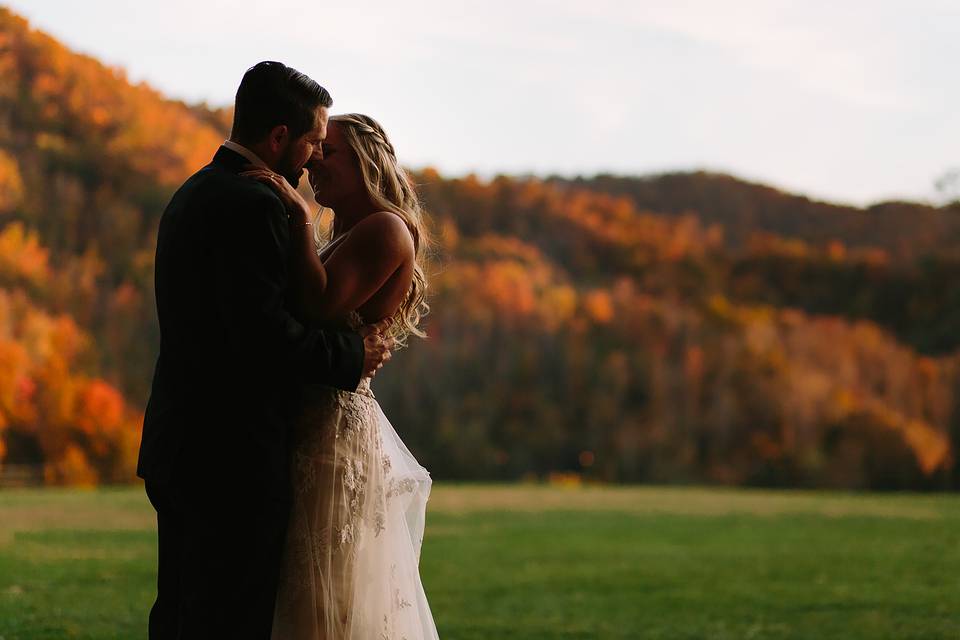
[267,124,290,153]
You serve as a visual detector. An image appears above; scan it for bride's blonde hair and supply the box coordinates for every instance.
[322,113,430,345]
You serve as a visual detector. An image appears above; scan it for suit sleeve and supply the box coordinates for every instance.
[210,188,364,391]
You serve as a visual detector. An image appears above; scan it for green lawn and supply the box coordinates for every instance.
[0,484,958,639]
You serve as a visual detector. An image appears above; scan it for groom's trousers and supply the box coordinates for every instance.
[146,477,291,640]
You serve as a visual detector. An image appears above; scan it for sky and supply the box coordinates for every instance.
[8,0,960,206]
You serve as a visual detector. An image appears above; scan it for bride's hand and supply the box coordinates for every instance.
[358,317,395,378]
[240,166,311,220]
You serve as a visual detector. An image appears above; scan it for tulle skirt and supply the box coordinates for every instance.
[272,380,439,639]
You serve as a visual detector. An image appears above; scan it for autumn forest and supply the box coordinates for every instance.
[1,8,959,490]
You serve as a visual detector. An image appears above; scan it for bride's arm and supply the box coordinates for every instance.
[240,168,331,321]
[287,206,328,321]
[304,211,414,324]
[240,168,413,325]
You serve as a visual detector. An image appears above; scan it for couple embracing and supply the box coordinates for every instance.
[138,61,439,639]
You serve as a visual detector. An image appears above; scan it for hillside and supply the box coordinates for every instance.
[0,7,958,489]
[552,172,960,258]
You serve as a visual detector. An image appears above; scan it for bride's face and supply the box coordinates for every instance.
[307,121,365,208]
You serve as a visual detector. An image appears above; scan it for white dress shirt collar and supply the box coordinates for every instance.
[222,140,269,169]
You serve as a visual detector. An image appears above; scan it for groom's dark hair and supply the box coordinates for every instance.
[230,61,332,143]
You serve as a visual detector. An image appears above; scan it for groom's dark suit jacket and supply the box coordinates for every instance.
[138,146,364,499]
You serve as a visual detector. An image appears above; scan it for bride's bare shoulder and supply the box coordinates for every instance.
[352,211,414,257]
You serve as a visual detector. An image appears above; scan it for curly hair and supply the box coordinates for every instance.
[321,113,430,345]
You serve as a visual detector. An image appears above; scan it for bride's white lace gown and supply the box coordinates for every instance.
[272,314,439,640]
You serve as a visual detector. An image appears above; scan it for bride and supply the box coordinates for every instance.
[243,113,439,640]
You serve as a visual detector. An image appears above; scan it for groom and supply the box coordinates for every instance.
[137,61,391,639]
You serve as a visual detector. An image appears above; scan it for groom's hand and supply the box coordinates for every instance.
[358,318,395,378]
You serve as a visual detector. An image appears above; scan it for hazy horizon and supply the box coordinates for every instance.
[6,0,959,207]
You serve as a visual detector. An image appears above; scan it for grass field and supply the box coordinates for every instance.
[0,483,958,639]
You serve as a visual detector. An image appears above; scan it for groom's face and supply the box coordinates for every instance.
[277,106,328,186]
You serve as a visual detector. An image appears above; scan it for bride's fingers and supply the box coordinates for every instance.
[239,171,271,181]
[240,169,281,182]
[240,173,291,195]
